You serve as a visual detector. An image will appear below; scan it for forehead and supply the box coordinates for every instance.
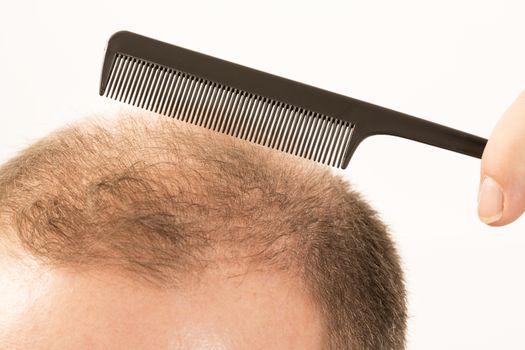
[0,254,324,350]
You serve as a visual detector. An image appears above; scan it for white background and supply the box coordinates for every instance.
[1,1,524,349]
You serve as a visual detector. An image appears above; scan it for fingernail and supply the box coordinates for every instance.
[478,176,504,224]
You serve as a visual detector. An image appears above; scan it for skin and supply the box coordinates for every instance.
[0,243,324,350]
[479,89,525,226]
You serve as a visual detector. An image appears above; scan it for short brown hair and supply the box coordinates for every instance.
[0,108,406,349]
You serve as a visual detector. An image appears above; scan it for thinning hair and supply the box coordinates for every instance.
[0,109,406,349]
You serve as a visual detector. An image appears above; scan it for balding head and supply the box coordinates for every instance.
[0,109,406,349]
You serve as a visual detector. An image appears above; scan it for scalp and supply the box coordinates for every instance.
[0,107,407,349]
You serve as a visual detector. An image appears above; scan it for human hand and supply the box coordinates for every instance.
[478,90,525,226]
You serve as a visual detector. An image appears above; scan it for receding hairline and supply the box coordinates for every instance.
[0,108,341,278]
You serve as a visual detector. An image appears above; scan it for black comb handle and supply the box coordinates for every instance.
[341,102,487,168]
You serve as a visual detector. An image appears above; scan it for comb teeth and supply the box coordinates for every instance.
[103,53,355,168]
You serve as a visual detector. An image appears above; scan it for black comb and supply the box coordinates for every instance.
[99,30,487,169]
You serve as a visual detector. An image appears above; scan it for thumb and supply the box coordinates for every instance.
[479,89,525,226]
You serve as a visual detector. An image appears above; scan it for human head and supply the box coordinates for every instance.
[0,109,406,349]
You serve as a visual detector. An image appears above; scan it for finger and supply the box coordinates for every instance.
[478,89,525,226]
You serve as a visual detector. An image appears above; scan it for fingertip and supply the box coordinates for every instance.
[477,175,525,227]
[477,90,525,227]
[477,175,504,225]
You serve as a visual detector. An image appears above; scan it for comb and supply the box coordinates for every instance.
[99,30,487,169]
